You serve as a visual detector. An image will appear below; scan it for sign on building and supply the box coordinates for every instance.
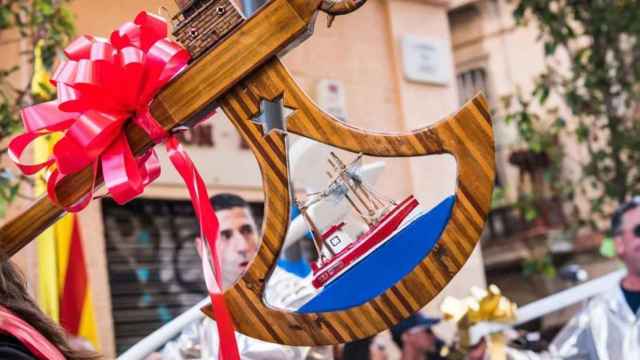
[315,79,348,122]
[401,35,451,86]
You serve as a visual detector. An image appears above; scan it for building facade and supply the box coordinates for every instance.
[0,0,592,357]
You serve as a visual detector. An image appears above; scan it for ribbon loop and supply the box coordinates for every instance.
[21,101,75,133]
[140,39,190,102]
[64,35,95,61]
[7,132,56,175]
[134,11,168,52]
[102,134,144,204]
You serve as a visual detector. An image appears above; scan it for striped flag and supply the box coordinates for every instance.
[32,40,100,349]
[56,213,100,348]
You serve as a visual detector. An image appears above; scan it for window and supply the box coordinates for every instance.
[456,67,491,106]
[456,67,511,207]
[176,123,215,147]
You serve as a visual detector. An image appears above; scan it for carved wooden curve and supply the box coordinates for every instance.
[198,57,495,346]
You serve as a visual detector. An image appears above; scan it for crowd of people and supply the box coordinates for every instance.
[0,192,639,359]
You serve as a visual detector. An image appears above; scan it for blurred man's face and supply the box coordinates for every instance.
[402,326,436,353]
[615,207,640,276]
[216,206,259,288]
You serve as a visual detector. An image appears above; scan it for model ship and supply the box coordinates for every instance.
[296,152,419,289]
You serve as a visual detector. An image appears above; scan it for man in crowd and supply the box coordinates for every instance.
[503,197,640,359]
[156,193,328,359]
[390,313,446,360]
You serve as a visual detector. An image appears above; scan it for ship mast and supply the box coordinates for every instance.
[297,152,394,262]
[295,198,326,259]
[328,152,385,225]
[326,169,371,226]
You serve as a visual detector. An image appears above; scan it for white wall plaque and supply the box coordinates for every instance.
[401,35,451,86]
[315,79,348,122]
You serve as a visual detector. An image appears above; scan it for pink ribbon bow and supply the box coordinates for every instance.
[9,11,240,360]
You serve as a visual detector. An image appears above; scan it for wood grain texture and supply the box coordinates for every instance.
[198,58,495,346]
[151,0,322,127]
[0,123,153,257]
[171,0,245,60]
[320,0,368,15]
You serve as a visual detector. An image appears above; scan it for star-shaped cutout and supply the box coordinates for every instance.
[253,96,295,137]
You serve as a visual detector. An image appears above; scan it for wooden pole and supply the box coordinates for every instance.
[298,201,325,257]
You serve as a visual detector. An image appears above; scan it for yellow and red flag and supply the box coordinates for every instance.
[55,213,99,348]
[32,40,99,349]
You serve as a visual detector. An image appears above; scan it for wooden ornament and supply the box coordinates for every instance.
[0,0,495,346]
[196,58,495,345]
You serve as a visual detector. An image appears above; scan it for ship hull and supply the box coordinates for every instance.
[298,195,455,313]
[312,195,419,288]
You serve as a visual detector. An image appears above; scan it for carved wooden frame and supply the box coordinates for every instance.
[196,58,495,345]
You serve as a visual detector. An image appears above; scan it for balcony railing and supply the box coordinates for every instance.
[482,197,568,269]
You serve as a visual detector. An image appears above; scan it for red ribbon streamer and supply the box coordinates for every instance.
[9,11,240,360]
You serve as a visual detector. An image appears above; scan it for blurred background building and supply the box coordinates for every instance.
[0,0,622,357]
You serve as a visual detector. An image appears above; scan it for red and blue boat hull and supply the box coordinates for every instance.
[298,195,455,313]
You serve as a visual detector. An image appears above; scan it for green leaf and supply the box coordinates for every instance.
[35,0,55,16]
[576,123,590,143]
[0,0,75,214]
[543,264,557,279]
[0,197,6,218]
[524,207,538,221]
[600,237,617,258]
[544,42,557,56]
[0,6,13,29]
